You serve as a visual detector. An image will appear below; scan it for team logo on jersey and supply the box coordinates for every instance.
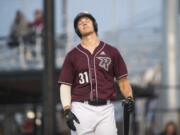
[100,51,106,55]
[97,57,111,71]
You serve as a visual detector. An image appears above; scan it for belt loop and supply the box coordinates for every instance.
[84,101,88,104]
[107,100,110,104]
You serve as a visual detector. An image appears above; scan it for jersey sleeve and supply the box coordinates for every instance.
[113,48,128,79]
[58,53,74,86]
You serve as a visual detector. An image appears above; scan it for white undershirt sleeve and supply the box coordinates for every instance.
[59,84,71,109]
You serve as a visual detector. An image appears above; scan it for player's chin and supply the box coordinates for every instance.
[81,31,94,37]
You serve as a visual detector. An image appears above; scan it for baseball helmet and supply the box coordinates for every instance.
[74,12,98,38]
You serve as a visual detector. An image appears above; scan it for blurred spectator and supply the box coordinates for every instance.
[159,121,177,135]
[26,9,44,47]
[8,10,29,48]
[27,9,44,59]
[29,9,44,35]
[20,118,34,135]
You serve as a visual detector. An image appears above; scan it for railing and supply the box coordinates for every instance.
[0,35,43,70]
[0,35,65,71]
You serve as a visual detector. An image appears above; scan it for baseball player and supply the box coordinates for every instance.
[58,12,134,135]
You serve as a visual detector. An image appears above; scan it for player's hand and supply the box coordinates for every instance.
[64,109,80,131]
[123,96,135,113]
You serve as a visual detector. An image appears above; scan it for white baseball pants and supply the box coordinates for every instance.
[70,101,117,135]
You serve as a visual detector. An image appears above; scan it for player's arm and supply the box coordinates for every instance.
[59,84,80,131]
[118,76,135,113]
[59,84,71,110]
[117,76,133,98]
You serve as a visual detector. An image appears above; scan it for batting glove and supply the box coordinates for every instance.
[123,96,135,113]
[64,109,80,131]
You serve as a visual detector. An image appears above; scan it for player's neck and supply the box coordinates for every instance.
[81,33,100,49]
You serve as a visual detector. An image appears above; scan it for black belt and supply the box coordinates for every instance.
[76,99,111,106]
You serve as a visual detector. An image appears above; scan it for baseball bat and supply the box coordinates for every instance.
[123,101,130,135]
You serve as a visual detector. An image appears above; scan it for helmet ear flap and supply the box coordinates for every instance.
[75,27,82,38]
[94,21,98,33]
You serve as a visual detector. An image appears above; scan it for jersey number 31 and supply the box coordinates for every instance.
[79,72,89,84]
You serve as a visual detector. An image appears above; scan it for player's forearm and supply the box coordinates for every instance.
[60,84,71,110]
[118,77,133,98]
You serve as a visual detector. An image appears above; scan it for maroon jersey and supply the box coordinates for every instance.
[58,41,128,101]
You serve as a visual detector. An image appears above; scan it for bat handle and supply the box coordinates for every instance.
[123,101,130,135]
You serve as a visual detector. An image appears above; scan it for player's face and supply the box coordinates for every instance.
[77,17,95,37]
